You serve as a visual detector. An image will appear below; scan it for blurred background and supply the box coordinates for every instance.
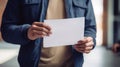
[0,0,120,67]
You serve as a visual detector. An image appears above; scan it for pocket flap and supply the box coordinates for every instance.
[24,0,40,4]
[73,0,87,8]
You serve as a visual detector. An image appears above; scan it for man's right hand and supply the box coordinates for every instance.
[27,22,52,40]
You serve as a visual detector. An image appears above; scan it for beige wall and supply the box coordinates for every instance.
[103,0,108,46]
[0,0,8,41]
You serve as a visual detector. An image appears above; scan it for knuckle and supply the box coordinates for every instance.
[40,28,44,31]
[32,25,36,28]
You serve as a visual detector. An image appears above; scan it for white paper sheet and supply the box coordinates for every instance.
[43,17,85,48]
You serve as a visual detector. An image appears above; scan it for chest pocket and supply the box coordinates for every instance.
[72,0,87,17]
[21,0,41,10]
[21,0,42,23]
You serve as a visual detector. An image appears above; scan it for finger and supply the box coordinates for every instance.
[75,41,94,48]
[31,25,52,35]
[78,37,93,44]
[78,46,93,51]
[84,41,94,47]
[85,37,93,42]
[30,32,44,39]
[34,34,44,38]
[78,39,88,44]
[74,47,84,53]
[85,46,93,50]
[75,48,90,54]
[74,44,85,48]
[74,45,93,52]
[32,30,47,37]
[84,50,91,54]
[33,22,51,31]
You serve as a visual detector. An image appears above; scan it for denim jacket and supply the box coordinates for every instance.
[1,0,96,67]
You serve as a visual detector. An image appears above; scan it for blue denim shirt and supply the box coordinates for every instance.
[1,0,96,67]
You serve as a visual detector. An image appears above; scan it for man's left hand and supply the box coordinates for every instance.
[74,37,94,54]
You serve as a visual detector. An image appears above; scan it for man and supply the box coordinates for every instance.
[1,0,96,67]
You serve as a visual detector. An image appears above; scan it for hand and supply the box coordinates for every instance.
[112,43,120,53]
[74,37,94,54]
[27,22,52,40]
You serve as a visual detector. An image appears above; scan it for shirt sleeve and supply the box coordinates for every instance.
[1,0,31,45]
[85,0,97,48]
